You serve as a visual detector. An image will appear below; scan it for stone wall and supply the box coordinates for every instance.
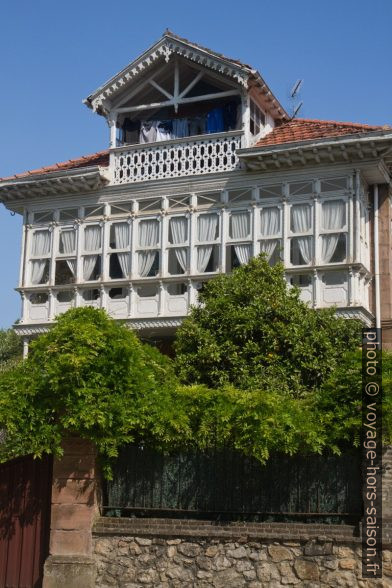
[93,518,392,587]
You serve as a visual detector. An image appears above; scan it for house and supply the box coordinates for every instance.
[1,31,392,353]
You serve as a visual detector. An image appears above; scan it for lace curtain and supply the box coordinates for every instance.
[83,225,101,281]
[114,223,130,277]
[260,207,280,261]
[320,201,345,263]
[291,204,312,264]
[169,217,188,272]
[31,230,51,284]
[138,220,159,277]
[230,212,251,265]
[197,214,218,272]
[60,230,76,276]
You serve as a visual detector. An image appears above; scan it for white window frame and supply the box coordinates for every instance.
[318,197,348,265]
[166,214,190,276]
[288,200,314,267]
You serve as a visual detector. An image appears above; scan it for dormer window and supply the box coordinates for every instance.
[250,99,266,136]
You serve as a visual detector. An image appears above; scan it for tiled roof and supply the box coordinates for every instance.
[0,150,109,181]
[255,118,389,148]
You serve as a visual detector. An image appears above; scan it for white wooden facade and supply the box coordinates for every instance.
[2,32,392,342]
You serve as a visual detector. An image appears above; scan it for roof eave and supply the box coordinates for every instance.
[238,129,392,158]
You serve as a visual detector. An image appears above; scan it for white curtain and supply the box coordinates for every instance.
[260,207,280,236]
[32,230,51,256]
[230,212,249,239]
[83,225,101,281]
[31,230,51,284]
[84,225,101,251]
[197,214,218,272]
[291,204,312,264]
[234,244,251,265]
[170,217,188,272]
[231,212,251,265]
[60,230,76,276]
[114,223,130,278]
[320,201,345,263]
[260,239,279,261]
[138,220,159,277]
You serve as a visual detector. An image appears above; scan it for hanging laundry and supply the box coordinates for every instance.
[206,107,224,133]
[189,115,206,137]
[172,118,189,139]
[156,120,173,141]
[223,102,238,131]
[140,121,157,143]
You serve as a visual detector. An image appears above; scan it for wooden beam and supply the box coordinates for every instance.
[340,145,349,161]
[149,79,173,100]
[115,89,240,114]
[179,70,204,98]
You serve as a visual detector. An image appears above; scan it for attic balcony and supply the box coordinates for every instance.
[109,130,244,185]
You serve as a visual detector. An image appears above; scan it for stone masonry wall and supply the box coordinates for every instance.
[93,518,392,587]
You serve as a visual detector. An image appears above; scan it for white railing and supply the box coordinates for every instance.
[110,131,243,184]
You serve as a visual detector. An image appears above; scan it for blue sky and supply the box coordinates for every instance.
[0,0,391,328]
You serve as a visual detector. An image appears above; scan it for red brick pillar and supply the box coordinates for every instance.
[43,438,99,588]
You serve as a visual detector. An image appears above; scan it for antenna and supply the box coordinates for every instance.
[293,101,303,118]
[291,79,303,98]
[289,79,304,118]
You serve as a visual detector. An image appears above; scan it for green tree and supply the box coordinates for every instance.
[0,327,22,370]
[0,308,184,477]
[175,255,361,394]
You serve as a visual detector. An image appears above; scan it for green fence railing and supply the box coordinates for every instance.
[103,446,362,523]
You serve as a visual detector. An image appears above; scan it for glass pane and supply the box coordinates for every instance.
[260,207,280,236]
[57,290,74,303]
[197,214,219,241]
[32,230,51,256]
[59,230,76,254]
[167,283,187,296]
[321,200,346,230]
[229,212,250,239]
[169,217,188,244]
[82,289,100,301]
[137,284,158,297]
[30,292,49,304]
[55,260,76,285]
[290,274,312,287]
[109,287,127,299]
[110,223,130,249]
[168,248,187,275]
[290,237,312,265]
[84,226,102,251]
[59,208,78,221]
[290,204,312,233]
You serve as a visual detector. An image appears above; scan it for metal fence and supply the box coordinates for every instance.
[104,446,362,522]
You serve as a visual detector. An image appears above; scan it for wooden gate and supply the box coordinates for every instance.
[0,455,52,588]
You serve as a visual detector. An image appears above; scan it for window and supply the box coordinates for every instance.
[137,219,160,277]
[30,292,49,304]
[109,287,127,299]
[59,208,79,222]
[57,290,74,303]
[196,213,220,273]
[82,225,102,281]
[168,216,188,275]
[33,211,53,224]
[30,229,51,284]
[55,229,77,285]
[109,222,130,279]
[260,207,281,265]
[226,211,251,270]
[319,199,347,264]
[250,99,266,136]
[290,203,313,266]
[167,283,187,296]
[82,288,100,301]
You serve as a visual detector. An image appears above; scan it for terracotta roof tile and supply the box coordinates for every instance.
[0,150,109,181]
[255,118,390,148]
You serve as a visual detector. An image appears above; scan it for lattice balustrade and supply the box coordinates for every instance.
[111,132,243,184]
